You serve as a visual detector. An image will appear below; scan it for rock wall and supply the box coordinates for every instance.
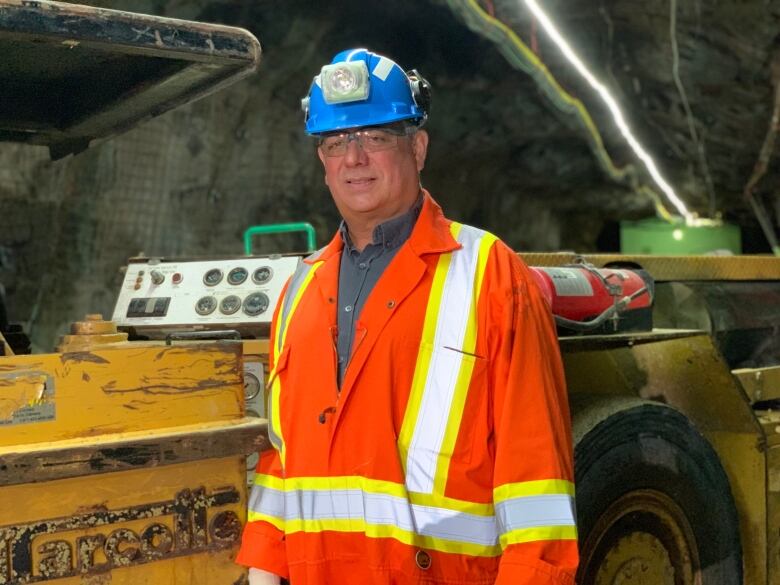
[1,0,778,350]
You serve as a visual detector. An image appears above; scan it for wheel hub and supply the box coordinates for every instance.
[580,489,700,585]
[597,532,674,585]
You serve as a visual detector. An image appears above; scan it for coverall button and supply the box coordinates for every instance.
[415,549,431,570]
[386,300,395,309]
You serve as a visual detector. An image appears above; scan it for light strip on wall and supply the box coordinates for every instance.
[521,0,695,223]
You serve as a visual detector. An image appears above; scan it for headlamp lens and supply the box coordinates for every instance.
[330,68,358,93]
[320,61,369,104]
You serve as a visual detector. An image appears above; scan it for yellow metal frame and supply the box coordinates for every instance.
[0,340,259,583]
[520,252,780,281]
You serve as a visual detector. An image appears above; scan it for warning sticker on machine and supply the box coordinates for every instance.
[0,371,56,426]
[544,268,594,297]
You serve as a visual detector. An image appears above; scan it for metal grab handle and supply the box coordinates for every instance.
[243,223,317,255]
[165,330,241,345]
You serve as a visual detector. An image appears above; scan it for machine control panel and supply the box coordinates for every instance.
[112,255,300,338]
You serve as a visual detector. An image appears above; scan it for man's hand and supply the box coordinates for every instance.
[248,568,281,585]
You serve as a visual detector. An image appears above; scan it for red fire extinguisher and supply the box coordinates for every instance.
[530,263,654,333]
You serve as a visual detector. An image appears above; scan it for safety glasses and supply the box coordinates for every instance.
[318,124,415,158]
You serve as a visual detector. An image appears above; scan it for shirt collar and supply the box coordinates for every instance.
[339,192,424,255]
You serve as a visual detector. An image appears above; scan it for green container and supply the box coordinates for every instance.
[620,219,741,255]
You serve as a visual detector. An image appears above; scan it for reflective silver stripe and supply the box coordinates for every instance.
[266,387,283,451]
[276,249,324,351]
[248,482,285,521]
[249,486,499,547]
[496,494,577,532]
[405,224,489,494]
[372,56,394,81]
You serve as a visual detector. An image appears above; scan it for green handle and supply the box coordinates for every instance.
[243,223,317,255]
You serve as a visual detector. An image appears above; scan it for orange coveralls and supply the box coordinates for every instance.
[237,192,578,584]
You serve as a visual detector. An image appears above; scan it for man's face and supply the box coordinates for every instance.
[317,127,429,226]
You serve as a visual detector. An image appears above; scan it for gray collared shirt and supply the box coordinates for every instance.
[336,195,423,387]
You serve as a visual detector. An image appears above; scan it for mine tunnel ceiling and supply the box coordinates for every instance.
[50,0,780,249]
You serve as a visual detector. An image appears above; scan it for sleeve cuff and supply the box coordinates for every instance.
[235,522,289,580]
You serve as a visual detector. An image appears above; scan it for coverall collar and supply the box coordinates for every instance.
[305,189,460,265]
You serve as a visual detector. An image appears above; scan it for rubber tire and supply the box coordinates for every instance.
[575,403,742,584]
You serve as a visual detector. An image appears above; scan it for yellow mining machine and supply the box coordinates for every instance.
[0,1,266,583]
[521,253,780,585]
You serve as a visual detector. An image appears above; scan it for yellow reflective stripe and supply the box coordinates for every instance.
[253,473,286,491]
[253,474,494,516]
[432,231,497,495]
[501,525,578,547]
[271,290,284,364]
[269,260,324,466]
[277,261,323,354]
[397,224,460,473]
[249,475,575,552]
[493,479,576,503]
[409,491,493,517]
[282,518,502,557]
[248,473,502,556]
[268,376,285,454]
[247,511,285,531]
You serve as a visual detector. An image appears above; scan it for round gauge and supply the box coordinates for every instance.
[195,295,217,316]
[252,266,273,285]
[203,268,223,287]
[228,267,248,285]
[244,372,261,402]
[243,292,270,316]
[219,295,242,315]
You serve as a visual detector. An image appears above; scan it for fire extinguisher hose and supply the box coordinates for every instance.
[554,286,651,332]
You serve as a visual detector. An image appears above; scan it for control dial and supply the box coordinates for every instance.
[243,292,269,316]
[203,268,223,287]
[252,266,273,285]
[244,372,261,402]
[195,296,217,316]
[228,267,248,285]
[220,295,242,315]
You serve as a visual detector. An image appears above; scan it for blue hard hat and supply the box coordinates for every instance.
[302,48,430,135]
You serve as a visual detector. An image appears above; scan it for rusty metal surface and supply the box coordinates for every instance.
[520,252,780,281]
[0,341,244,446]
[57,314,128,351]
[0,0,261,158]
[0,458,247,584]
[0,417,268,487]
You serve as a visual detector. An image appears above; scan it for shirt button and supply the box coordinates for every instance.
[338,355,344,363]
[358,262,367,270]
[344,305,353,313]
[415,550,431,570]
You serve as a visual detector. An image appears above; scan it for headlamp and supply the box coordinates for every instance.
[319,61,369,104]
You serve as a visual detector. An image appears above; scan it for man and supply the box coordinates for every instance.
[237,48,578,585]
